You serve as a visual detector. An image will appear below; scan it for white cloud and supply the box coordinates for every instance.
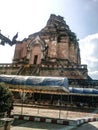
[92,0,98,2]
[0,44,15,63]
[79,33,98,79]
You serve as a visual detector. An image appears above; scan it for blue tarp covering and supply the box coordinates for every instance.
[0,75,69,92]
[69,87,98,95]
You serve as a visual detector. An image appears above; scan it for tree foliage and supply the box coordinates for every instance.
[0,83,13,113]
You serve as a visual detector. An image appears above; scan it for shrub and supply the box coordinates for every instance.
[0,83,13,116]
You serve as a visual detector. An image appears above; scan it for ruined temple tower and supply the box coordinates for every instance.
[13,14,88,79]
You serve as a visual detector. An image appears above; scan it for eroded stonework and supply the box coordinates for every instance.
[13,14,88,79]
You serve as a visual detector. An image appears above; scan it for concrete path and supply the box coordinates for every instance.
[11,120,75,130]
[10,106,98,130]
[72,121,98,130]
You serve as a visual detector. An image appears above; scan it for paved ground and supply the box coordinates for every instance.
[11,119,74,130]
[11,119,98,130]
[10,106,98,130]
[72,121,98,130]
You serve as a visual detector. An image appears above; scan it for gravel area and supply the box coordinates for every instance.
[12,106,98,120]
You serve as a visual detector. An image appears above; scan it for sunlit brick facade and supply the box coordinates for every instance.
[12,14,88,79]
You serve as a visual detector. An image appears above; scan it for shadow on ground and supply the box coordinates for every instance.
[11,119,69,130]
[72,122,98,130]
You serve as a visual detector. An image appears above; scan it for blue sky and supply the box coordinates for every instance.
[0,0,98,79]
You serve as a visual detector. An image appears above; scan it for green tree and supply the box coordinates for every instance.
[0,83,13,117]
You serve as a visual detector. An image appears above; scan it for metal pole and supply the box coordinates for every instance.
[59,94,62,119]
[21,82,25,116]
[37,93,41,115]
[21,91,23,115]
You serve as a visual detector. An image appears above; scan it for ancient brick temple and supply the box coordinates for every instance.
[1,14,98,108]
[12,14,88,79]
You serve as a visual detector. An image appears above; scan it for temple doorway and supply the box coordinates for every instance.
[34,55,38,64]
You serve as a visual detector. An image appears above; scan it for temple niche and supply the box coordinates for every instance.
[13,14,88,79]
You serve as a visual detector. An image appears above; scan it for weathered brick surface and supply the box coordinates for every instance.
[57,43,69,59]
[13,14,80,64]
[12,14,88,79]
